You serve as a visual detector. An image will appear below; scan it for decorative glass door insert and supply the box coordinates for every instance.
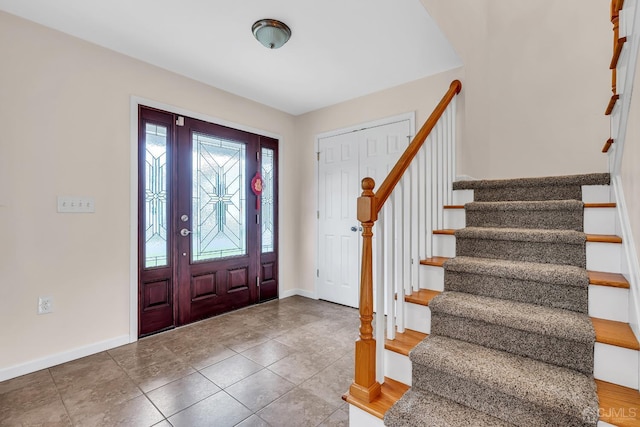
[144,123,168,268]
[192,133,246,262]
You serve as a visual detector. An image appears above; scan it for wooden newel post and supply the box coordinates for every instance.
[349,177,382,403]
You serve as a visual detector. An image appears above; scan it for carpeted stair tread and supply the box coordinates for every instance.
[443,257,589,313]
[465,200,584,211]
[465,200,585,230]
[410,335,599,422]
[383,389,515,427]
[455,227,586,267]
[455,227,586,244]
[444,256,588,287]
[453,173,610,190]
[453,173,609,202]
[429,292,594,343]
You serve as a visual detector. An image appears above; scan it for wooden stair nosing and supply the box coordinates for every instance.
[420,256,449,267]
[596,379,640,427]
[433,229,456,235]
[343,377,410,419]
[403,289,441,306]
[592,317,640,351]
[589,271,629,289]
[585,202,616,208]
[385,328,428,356]
[587,234,623,243]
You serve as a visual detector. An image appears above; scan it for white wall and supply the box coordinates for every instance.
[423,0,612,179]
[0,11,296,375]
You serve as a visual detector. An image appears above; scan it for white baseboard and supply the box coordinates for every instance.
[0,334,130,382]
[280,288,318,300]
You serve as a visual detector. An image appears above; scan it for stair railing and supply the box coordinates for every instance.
[349,80,462,403]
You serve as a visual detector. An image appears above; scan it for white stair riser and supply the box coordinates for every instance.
[589,285,630,323]
[585,208,617,235]
[385,349,412,385]
[444,209,465,229]
[433,234,455,258]
[404,303,430,334]
[594,343,639,389]
[587,242,622,274]
[419,266,445,292]
[452,189,474,204]
[582,185,613,203]
[349,405,384,427]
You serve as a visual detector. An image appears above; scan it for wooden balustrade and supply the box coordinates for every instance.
[349,80,462,403]
[607,0,625,115]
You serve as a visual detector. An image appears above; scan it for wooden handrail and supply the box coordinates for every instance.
[348,80,462,404]
[374,80,462,212]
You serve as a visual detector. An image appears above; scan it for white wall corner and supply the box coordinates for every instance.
[280,288,318,300]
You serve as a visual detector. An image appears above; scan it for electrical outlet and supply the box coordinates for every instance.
[38,296,53,314]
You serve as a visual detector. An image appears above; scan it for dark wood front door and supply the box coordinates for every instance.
[138,106,278,336]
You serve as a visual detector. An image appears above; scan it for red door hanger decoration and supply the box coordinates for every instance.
[251,172,263,210]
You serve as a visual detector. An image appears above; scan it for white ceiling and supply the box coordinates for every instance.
[0,0,461,115]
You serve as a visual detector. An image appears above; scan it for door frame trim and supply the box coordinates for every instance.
[129,95,283,343]
[314,112,416,303]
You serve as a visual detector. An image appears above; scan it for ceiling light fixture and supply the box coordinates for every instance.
[252,19,291,49]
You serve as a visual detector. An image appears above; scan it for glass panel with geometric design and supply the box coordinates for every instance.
[261,147,274,253]
[192,132,246,262]
[144,123,169,268]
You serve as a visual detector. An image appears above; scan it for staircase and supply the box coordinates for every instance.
[372,174,640,426]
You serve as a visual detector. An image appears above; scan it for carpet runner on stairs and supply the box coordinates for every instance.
[384,173,610,427]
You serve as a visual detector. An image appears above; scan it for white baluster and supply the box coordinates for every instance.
[410,162,419,292]
[426,136,433,258]
[375,210,385,384]
[451,100,457,198]
[402,174,411,298]
[418,145,427,287]
[394,185,405,333]
[385,200,395,340]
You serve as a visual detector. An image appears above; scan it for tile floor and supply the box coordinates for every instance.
[0,296,360,427]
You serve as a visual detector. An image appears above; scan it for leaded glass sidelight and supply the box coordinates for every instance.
[192,133,246,262]
[261,147,274,253]
[144,124,169,268]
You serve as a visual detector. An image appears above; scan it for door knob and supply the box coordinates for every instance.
[180,228,192,237]
[351,226,358,232]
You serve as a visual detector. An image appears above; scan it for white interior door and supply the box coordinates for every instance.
[317,119,411,307]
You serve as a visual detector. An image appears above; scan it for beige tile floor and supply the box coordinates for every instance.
[0,296,359,427]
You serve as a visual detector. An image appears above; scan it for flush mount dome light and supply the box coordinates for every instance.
[252,19,291,49]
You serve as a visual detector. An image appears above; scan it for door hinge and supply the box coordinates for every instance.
[176,116,185,126]
[256,214,260,224]
[257,151,260,161]
[317,269,319,277]
[317,152,320,161]
[317,211,320,219]
[256,276,260,287]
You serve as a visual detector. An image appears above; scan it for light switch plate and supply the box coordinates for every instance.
[57,196,95,213]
